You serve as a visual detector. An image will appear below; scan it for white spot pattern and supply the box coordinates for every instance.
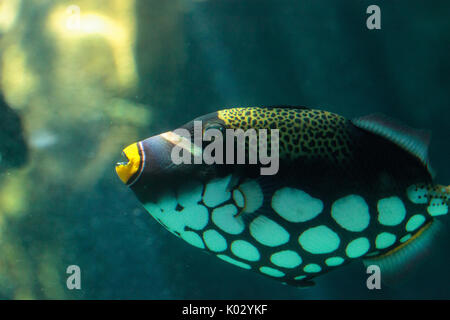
[331,195,370,232]
[203,229,227,252]
[203,175,232,207]
[427,198,448,216]
[270,250,302,268]
[406,185,428,204]
[272,187,323,222]
[377,196,406,226]
[239,180,264,213]
[231,240,260,261]
[249,215,290,247]
[233,189,245,208]
[211,204,244,234]
[143,181,209,250]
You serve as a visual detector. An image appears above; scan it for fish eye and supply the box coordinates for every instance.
[204,122,226,133]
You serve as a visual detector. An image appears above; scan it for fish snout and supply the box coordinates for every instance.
[115,133,183,186]
[115,142,142,185]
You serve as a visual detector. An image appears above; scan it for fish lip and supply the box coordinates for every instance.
[116,151,130,167]
[115,142,145,186]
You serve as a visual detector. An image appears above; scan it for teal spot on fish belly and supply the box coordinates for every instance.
[249,215,290,247]
[270,250,302,268]
[232,189,245,208]
[406,185,428,204]
[182,204,209,230]
[211,204,244,234]
[406,214,426,232]
[203,175,232,207]
[377,196,406,226]
[427,198,448,216]
[303,264,321,273]
[325,256,344,267]
[272,187,323,222]
[375,232,397,249]
[259,266,285,277]
[298,225,340,254]
[231,240,260,261]
[217,254,251,270]
[400,234,412,243]
[346,237,370,258]
[203,229,227,252]
[181,231,205,249]
[331,195,370,232]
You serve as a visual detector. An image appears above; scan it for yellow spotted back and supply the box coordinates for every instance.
[217,107,353,162]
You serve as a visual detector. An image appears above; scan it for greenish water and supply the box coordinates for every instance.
[0,0,448,299]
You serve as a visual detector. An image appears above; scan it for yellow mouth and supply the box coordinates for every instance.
[115,143,141,184]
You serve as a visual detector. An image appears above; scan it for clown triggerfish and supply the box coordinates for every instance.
[116,106,448,287]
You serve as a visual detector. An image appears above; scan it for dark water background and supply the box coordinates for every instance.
[0,0,448,299]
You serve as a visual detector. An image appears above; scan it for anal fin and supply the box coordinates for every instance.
[363,220,442,286]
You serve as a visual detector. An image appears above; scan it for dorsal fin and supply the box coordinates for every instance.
[363,220,441,286]
[352,113,431,168]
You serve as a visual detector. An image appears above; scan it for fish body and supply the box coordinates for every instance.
[116,106,448,287]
